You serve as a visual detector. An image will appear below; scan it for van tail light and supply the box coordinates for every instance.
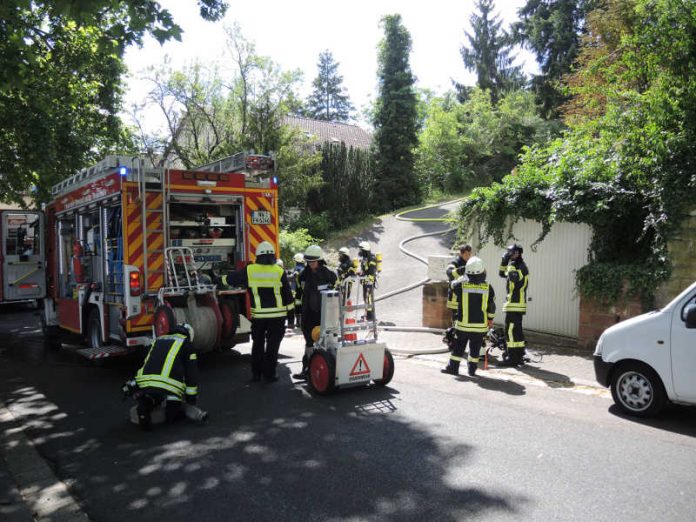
[129,270,142,297]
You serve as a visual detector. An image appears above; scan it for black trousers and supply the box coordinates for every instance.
[251,317,286,378]
[137,390,186,423]
[504,311,526,363]
[301,309,321,370]
[448,330,484,370]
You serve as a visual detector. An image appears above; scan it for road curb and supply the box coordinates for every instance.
[0,400,90,522]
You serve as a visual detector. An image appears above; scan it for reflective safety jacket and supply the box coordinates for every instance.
[359,252,377,283]
[135,333,199,402]
[452,281,496,333]
[499,258,529,313]
[223,263,294,319]
[337,255,357,282]
[298,263,338,314]
[446,256,467,310]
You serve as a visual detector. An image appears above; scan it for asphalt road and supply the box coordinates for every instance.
[2,203,696,521]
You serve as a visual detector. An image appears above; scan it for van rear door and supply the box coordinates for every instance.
[670,286,696,401]
[1,211,46,302]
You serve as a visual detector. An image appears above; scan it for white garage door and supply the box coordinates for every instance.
[475,220,592,337]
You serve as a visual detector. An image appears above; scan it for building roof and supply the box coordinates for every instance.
[283,116,372,150]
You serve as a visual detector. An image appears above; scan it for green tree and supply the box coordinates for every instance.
[372,14,420,212]
[305,50,354,122]
[457,0,696,305]
[0,0,227,205]
[513,0,593,118]
[457,0,525,104]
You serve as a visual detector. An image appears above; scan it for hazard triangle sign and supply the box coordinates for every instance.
[350,352,371,376]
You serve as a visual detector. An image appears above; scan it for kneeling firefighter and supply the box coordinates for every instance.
[124,323,208,430]
[441,257,496,377]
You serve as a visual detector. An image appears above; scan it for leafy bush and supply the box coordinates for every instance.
[279,227,320,267]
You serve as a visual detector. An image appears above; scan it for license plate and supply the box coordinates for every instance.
[251,210,271,225]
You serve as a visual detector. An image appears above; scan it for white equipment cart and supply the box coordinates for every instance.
[308,276,395,394]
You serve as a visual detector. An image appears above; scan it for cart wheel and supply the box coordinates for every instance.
[309,350,336,395]
[153,305,176,337]
[219,300,239,347]
[374,349,395,387]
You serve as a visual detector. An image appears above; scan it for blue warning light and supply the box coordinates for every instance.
[119,166,128,176]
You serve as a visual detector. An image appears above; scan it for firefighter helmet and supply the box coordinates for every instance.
[358,241,370,252]
[465,256,485,275]
[304,245,324,261]
[338,247,349,255]
[506,243,523,255]
[293,253,305,263]
[174,323,195,343]
[256,241,275,257]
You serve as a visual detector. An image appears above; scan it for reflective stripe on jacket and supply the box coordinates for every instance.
[223,262,294,319]
[135,333,198,400]
[453,282,496,333]
[499,260,529,313]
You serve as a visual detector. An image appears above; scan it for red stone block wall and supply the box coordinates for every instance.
[422,282,451,329]
[578,291,644,350]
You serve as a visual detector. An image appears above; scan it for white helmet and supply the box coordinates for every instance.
[465,256,485,275]
[338,247,349,255]
[255,241,275,257]
[276,258,284,267]
[178,323,195,343]
[304,244,324,261]
[358,241,370,252]
[293,253,305,263]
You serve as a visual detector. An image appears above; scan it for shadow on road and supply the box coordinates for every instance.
[456,374,526,396]
[607,404,696,437]
[0,342,528,522]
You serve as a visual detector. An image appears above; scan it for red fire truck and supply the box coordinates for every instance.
[30,153,279,359]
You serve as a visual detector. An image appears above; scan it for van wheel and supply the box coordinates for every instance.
[611,362,667,417]
[86,308,103,349]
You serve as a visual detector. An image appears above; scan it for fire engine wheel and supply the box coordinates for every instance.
[219,300,239,347]
[153,305,176,337]
[373,349,395,387]
[309,350,336,395]
[86,308,102,349]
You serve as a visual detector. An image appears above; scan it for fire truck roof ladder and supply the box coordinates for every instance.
[51,155,143,197]
[194,152,247,173]
[138,157,168,296]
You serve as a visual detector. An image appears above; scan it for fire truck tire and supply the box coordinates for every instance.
[153,305,177,337]
[309,350,336,395]
[373,349,395,387]
[219,300,239,347]
[86,308,103,349]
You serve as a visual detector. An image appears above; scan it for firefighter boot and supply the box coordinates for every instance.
[440,361,460,376]
[136,396,155,431]
[292,354,309,381]
[467,362,478,377]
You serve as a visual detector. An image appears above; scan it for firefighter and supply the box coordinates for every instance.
[337,247,356,282]
[446,244,473,317]
[221,241,294,382]
[358,241,377,320]
[292,245,337,381]
[130,323,207,431]
[441,257,495,377]
[498,243,529,367]
[288,253,305,330]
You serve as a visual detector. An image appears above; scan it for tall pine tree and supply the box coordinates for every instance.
[457,0,525,104]
[305,50,354,121]
[512,0,592,118]
[372,14,420,212]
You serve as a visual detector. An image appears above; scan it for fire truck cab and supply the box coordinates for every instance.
[41,153,278,359]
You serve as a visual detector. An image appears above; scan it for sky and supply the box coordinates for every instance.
[124,0,538,131]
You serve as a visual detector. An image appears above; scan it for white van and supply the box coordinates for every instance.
[594,281,696,417]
